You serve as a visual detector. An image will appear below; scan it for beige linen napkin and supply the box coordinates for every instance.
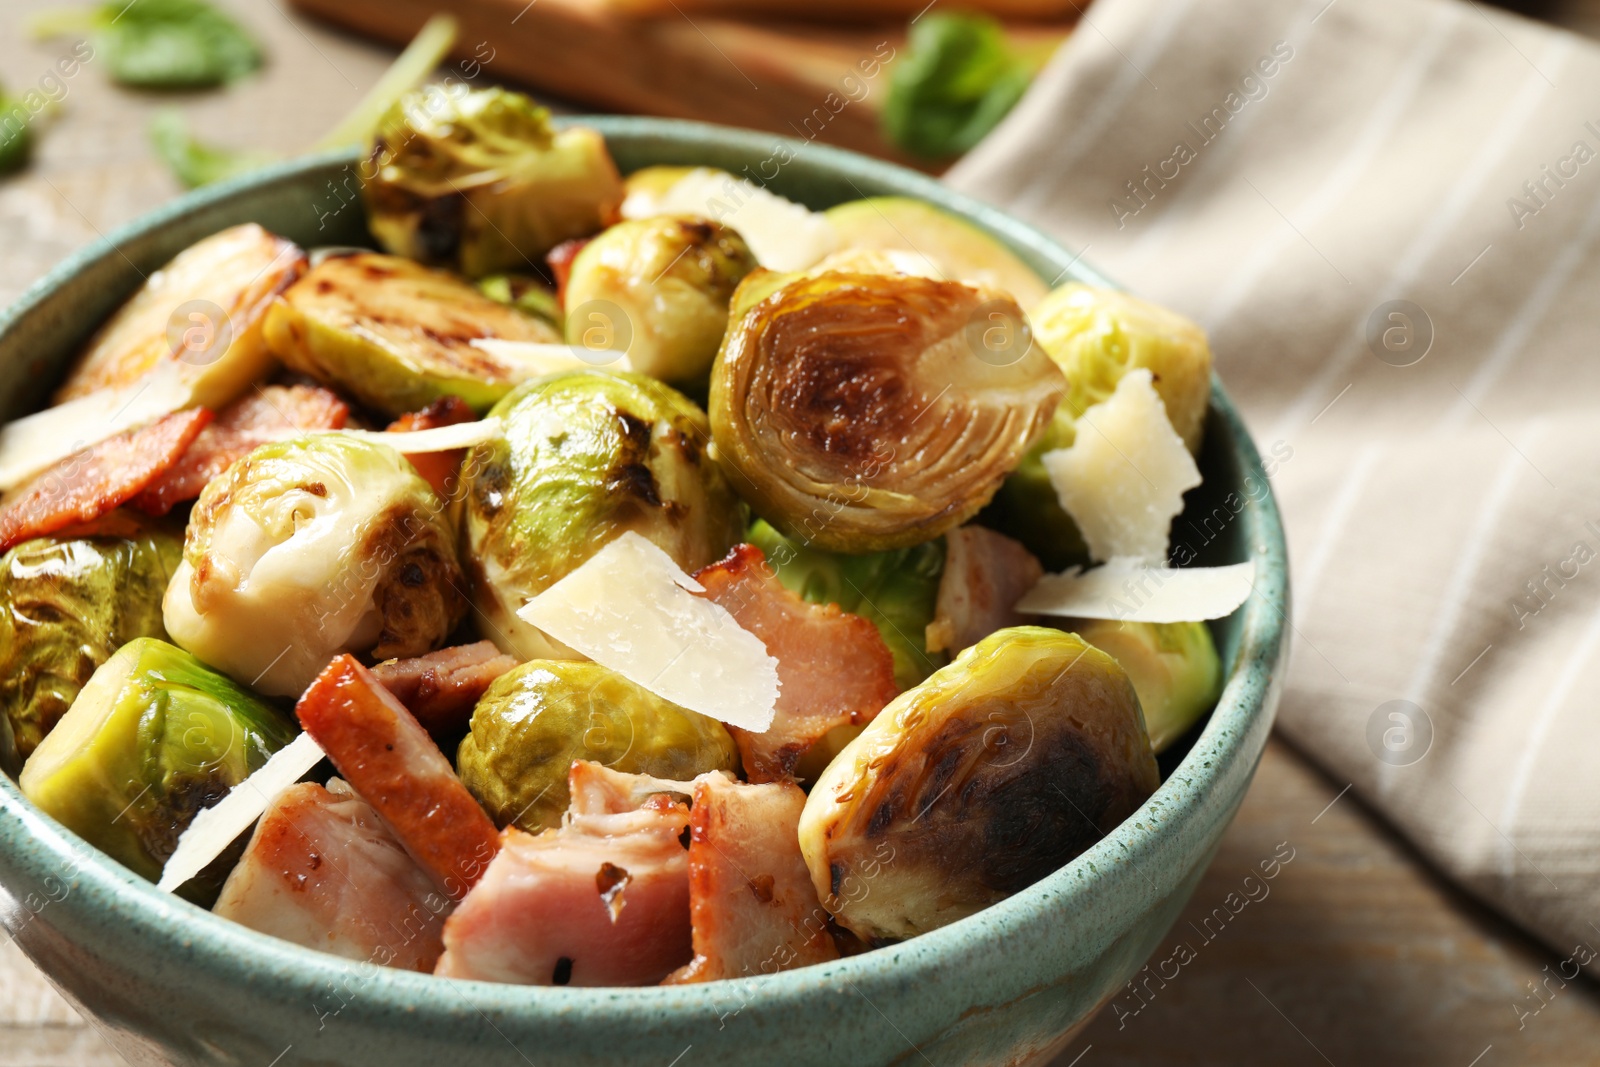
[949,0,1600,967]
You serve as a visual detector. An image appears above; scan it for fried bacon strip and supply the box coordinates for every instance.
[694,544,898,782]
[925,526,1043,655]
[0,408,212,553]
[385,395,475,499]
[134,384,349,515]
[214,779,450,972]
[545,238,589,305]
[435,762,694,987]
[296,655,500,901]
[372,640,518,740]
[665,774,837,984]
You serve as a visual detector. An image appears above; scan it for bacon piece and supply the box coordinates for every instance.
[435,762,693,986]
[372,640,518,740]
[295,655,500,901]
[214,780,450,972]
[0,408,211,553]
[133,384,349,515]
[925,526,1044,655]
[385,395,475,499]
[665,774,837,984]
[546,238,589,305]
[694,544,898,782]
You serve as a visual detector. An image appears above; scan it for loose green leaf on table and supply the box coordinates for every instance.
[0,85,34,175]
[149,109,275,188]
[33,0,264,90]
[882,13,1038,160]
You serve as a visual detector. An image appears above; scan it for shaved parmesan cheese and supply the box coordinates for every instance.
[469,339,632,375]
[622,168,837,271]
[0,363,194,491]
[157,731,327,893]
[1017,558,1255,623]
[517,532,780,732]
[331,417,503,454]
[1042,368,1202,563]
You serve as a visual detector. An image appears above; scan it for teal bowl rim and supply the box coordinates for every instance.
[0,117,1288,1024]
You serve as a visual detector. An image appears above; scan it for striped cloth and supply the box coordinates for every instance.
[949,0,1600,966]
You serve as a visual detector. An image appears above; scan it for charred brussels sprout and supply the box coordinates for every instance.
[0,525,182,768]
[163,435,466,698]
[364,85,624,277]
[710,271,1064,553]
[799,626,1158,940]
[262,252,562,417]
[463,371,742,660]
[748,519,945,689]
[563,216,758,385]
[19,638,296,883]
[988,284,1212,568]
[1073,619,1221,753]
[458,660,738,832]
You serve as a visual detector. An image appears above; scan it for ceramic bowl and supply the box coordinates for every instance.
[0,117,1288,1067]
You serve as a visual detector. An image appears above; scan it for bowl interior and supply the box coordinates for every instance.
[0,117,1287,1038]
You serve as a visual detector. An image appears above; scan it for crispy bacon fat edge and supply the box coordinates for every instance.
[694,543,899,782]
[384,394,476,499]
[134,384,349,515]
[665,775,838,983]
[296,655,501,901]
[0,408,212,553]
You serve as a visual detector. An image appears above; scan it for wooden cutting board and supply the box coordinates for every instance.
[287,0,1072,168]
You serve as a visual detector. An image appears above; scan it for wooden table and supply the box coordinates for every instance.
[2,2,1598,1064]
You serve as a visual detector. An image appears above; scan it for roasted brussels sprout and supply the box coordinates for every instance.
[19,638,296,883]
[799,626,1158,940]
[986,284,1213,569]
[462,370,744,660]
[364,85,624,277]
[54,224,305,408]
[1073,619,1221,753]
[458,660,738,832]
[478,273,563,332]
[163,435,466,697]
[0,524,182,768]
[1033,284,1212,453]
[747,519,945,689]
[563,216,758,385]
[262,252,562,417]
[824,197,1047,308]
[710,271,1064,553]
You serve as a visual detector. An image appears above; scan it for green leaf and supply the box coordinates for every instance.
[0,88,33,177]
[39,0,264,89]
[149,109,276,188]
[882,14,1035,160]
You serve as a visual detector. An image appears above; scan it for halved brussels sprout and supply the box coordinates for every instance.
[823,197,1047,308]
[462,370,744,660]
[987,284,1213,569]
[54,224,305,408]
[620,165,703,215]
[710,271,1064,553]
[563,216,758,385]
[163,435,466,697]
[262,252,562,417]
[458,660,738,832]
[799,626,1158,941]
[364,85,624,277]
[1073,619,1221,753]
[0,524,182,768]
[747,519,946,689]
[19,638,296,884]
